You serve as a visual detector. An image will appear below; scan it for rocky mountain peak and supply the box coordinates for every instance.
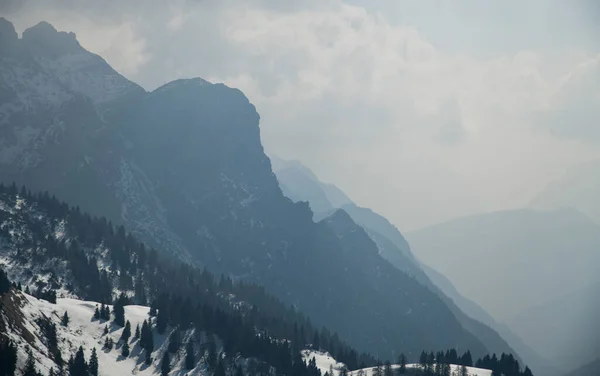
[22,21,81,56]
[0,17,17,42]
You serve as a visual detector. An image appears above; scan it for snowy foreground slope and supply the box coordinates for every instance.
[301,351,492,376]
[2,291,207,375]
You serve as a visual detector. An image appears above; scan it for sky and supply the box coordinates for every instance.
[3,0,600,231]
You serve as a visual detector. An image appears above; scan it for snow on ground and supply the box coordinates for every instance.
[301,350,492,376]
[302,350,346,375]
[3,292,202,376]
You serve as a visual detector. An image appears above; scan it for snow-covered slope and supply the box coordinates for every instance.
[1,290,216,376]
[301,350,492,376]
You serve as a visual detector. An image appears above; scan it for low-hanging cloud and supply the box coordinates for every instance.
[3,0,600,230]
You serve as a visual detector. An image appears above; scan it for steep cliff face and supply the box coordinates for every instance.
[0,18,512,361]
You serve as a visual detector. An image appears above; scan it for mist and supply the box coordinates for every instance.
[1,2,600,375]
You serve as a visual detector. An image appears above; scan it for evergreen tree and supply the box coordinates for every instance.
[384,361,393,376]
[103,325,109,336]
[113,293,127,327]
[0,269,10,295]
[69,346,87,376]
[397,353,407,375]
[61,311,69,326]
[167,329,181,353]
[49,368,56,376]
[235,365,244,376]
[120,320,132,343]
[89,348,99,376]
[135,324,140,339]
[22,347,38,376]
[459,365,468,376]
[93,305,100,320]
[215,360,226,376]
[523,366,533,376]
[419,351,428,372]
[121,342,130,358]
[185,340,195,370]
[161,351,171,376]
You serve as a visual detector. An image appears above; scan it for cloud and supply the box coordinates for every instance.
[538,56,600,141]
[4,0,600,230]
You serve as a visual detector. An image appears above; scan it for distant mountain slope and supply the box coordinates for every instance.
[563,357,600,376]
[272,159,533,370]
[406,208,600,372]
[0,18,498,362]
[505,282,600,371]
[530,159,600,225]
[271,158,413,261]
[406,208,600,319]
[422,264,560,376]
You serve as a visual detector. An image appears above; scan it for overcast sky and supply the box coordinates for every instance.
[4,0,600,231]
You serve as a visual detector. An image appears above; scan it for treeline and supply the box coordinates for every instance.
[476,353,533,376]
[0,183,378,372]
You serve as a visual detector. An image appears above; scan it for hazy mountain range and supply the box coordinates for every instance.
[0,17,520,365]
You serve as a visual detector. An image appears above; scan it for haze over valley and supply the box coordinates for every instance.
[0,1,599,376]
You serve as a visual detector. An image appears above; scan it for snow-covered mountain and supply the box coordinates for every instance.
[0,18,514,362]
[0,184,368,376]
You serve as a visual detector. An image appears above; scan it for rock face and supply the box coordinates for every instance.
[0,18,517,361]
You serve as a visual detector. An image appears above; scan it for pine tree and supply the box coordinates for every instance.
[235,365,244,376]
[398,353,407,375]
[384,361,393,376]
[135,324,140,339]
[113,293,127,327]
[185,340,195,370]
[120,320,132,343]
[121,342,130,358]
[70,346,87,376]
[0,269,10,295]
[89,348,99,376]
[523,366,533,376]
[161,351,171,376]
[93,305,100,320]
[22,347,38,376]
[103,325,109,336]
[167,329,181,353]
[61,311,69,326]
[459,364,468,376]
[215,360,226,376]
[49,368,56,376]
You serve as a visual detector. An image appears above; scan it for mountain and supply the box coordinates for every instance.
[421,265,560,376]
[406,208,600,371]
[0,184,372,375]
[0,19,498,362]
[530,159,600,225]
[271,158,414,262]
[505,282,600,372]
[563,357,600,376]
[270,159,538,371]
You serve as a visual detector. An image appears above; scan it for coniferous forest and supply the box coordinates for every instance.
[0,184,534,375]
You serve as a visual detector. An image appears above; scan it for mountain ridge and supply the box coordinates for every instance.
[0,18,505,362]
